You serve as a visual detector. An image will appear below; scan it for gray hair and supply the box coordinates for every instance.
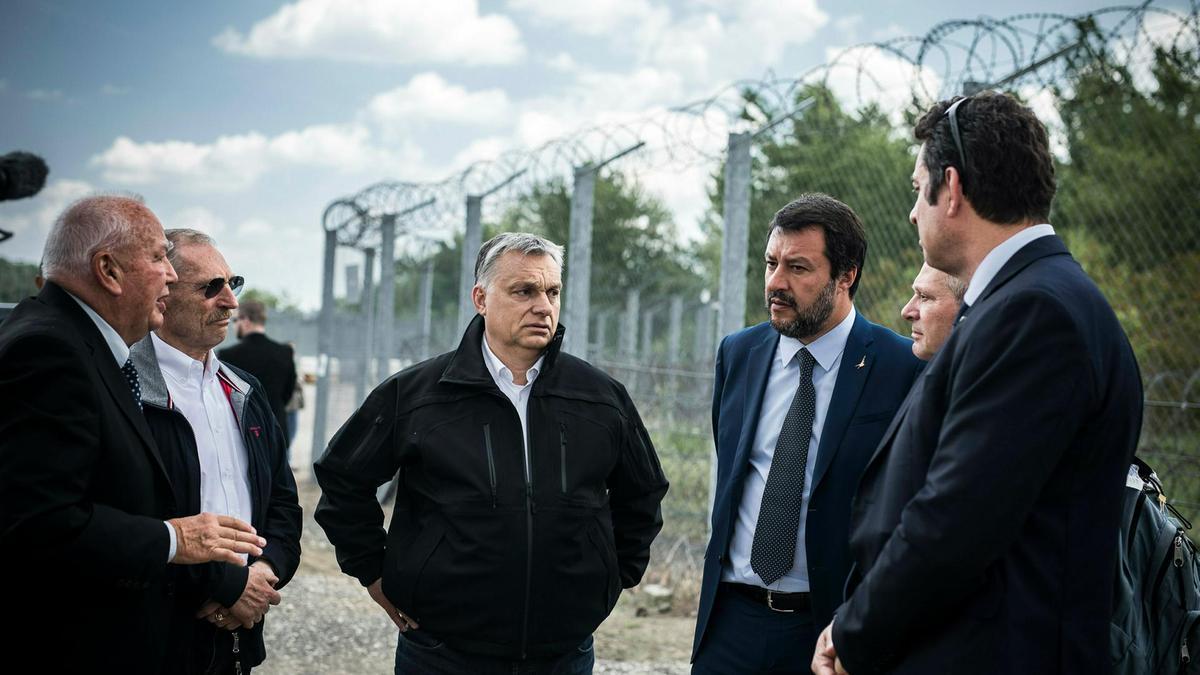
[474,232,564,290]
[944,272,967,302]
[42,193,149,281]
[164,228,216,278]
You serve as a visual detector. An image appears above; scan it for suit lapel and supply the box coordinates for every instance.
[41,283,172,484]
[811,314,873,490]
[732,329,779,474]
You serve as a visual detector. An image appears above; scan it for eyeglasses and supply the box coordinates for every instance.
[193,275,244,299]
[942,97,970,179]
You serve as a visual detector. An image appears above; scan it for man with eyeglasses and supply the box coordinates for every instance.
[130,228,302,675]
[0,198,266,674]
[219,299,298,442]
[812,92,1142,675]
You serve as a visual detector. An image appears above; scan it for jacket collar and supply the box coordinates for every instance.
[973,234,1070,307]
[131,334,253,423]
[439,313,566,387]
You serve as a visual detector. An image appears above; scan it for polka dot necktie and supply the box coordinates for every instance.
[750,347,817,586]
[121,358,143,412]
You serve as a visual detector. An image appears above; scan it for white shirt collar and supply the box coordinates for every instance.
[481,335,544,388]
[66,290,129,367]
[964,223,1055,306]
[151,332,217,387]
[775,306,857,372]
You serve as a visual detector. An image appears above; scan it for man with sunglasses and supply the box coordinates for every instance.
[130,228,302,675]
[219,299,298,441]
[812,92,1142,675]
[0,198,266,674]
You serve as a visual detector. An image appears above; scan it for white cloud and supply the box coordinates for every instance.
[213,0,525,66]
[26,89,64,101]
[168,206,228,237]
[508,0,658,35]
[822,45,942,117]
[100,84,130,96]
[0,178,95,263]
[545,52,578,73]
[90,123,421,192]
[363,73,512,140]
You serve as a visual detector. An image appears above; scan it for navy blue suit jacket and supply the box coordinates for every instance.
[692,312,922,660]
[834,235,1143,674]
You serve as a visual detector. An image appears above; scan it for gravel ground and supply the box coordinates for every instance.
[254,479,693,674]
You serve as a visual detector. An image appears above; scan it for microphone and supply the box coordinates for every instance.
[0,151,49,202]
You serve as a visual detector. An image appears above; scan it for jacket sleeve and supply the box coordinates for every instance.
[256,388,303,589]
[608,383,670,588]
[0,333,169,584]
[313,381,404,586]
[833,290,1093,674]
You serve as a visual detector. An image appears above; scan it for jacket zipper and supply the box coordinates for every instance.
[559,423,568,493]
[520,406,535,660]
[346,414,386,467]
[483,424,497,508]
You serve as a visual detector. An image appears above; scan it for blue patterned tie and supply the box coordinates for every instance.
[121,358,142,412]
[750,348,817,586]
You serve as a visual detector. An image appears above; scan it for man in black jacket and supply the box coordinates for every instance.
[219,299,297,439]
[132,228,302,674]
[315,232,669,673]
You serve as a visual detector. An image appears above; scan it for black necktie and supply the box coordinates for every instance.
[750,347,817,586]
[121,358,143,412]
[955,301,972,325]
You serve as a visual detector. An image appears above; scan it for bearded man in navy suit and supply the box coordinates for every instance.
[692,193,922,673]
[813,92,1142,675]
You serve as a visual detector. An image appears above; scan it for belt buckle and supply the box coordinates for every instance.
[766,590,794,613]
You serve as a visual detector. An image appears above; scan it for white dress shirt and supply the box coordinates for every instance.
[723,307,857,591]
[152,333,254,561]
[67,291,178,562]
[963,223,1055,306]
[481,337,544,481]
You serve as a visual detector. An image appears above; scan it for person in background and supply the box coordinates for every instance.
[899,262,965,361]
[219,299,297,439]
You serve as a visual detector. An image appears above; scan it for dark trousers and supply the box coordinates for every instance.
[692,584,818,675]
[395,631,594,675]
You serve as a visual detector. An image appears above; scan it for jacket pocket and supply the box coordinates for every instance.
[586,519,621,614]
[483,423,498,508]
[391,520,447,618]
[560,423,568,494]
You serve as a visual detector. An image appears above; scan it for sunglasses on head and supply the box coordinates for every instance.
[941,96,970,181]
[195,275,244,299]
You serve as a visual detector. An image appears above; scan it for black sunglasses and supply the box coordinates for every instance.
[942,96,970,180]
[194,275,244,299]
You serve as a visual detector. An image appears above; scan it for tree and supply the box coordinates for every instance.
[0,258,40,303]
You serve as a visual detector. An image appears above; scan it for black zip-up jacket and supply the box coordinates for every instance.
[314,316,669,659]
[130,337,303,674]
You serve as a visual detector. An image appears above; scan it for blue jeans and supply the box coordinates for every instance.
[395,631,594,675]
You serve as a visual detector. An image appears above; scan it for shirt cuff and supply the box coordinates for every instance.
[165,521,178,562]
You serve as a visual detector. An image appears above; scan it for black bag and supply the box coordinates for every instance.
[1113,457,1200,675]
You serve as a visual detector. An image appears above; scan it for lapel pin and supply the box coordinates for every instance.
[856,355,866,369]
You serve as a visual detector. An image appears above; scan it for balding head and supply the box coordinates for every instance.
[41,194,178,345]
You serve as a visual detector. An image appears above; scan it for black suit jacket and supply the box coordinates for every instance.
[219,332,296,438]
[0,281,177,674]
[834,235,1143,674]
[692,313,922,659]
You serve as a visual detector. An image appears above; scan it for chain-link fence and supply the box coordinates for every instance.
[305,2,1200,602]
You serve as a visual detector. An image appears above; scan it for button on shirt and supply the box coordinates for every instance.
[151,333,254,560]
[723,307,857,591]
[481,337,544,481]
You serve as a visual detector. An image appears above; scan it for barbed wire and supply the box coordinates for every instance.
[320,1,1199,253]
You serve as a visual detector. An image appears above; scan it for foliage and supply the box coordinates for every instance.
[0,258,40,303]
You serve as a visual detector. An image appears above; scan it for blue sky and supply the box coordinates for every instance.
[0,0,1171,308]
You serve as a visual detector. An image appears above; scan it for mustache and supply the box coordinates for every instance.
[208,312,233,323]
[766,289,795,307]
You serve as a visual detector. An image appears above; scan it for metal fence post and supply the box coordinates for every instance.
[419,258,434,360]
[460,195,482,335]
[311,226,338,472]
[376,214,396,378]
[357,247,376,404]
[564,166,596,358]
[719,131,752,342]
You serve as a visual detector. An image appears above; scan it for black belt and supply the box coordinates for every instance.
[722,582,811,613]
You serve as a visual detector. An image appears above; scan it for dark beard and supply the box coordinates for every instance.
[766,277,837,340]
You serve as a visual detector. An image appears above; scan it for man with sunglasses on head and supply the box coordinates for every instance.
[812,92,1142,675]
[0,197,266,674]
[219,299,298,442]
[130,228,302,675]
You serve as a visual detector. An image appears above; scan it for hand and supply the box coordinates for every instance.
[195,600,239,632]
[229,560,282,627]
[169,513,265,565]
[368,578,418,632]
[813,622,850,675]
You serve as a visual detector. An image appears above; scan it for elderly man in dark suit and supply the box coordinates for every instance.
[813,92,1143,675]
[219,299,297,439]
[692,194,923,673]
[0,194,266,674]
